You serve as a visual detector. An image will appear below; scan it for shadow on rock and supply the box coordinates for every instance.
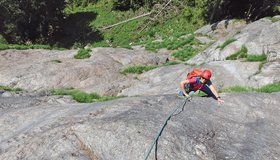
[53,12,103,48]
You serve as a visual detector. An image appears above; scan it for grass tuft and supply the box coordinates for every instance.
[226,45,248,60]
[226,45,267,62]
[256,82,280,93]
[74,48,91,59]
[51,88,123,103]
[246,54,267,62]
[120,66,158,75]
[219,86,253,93]
[0,43,65,50]
[0,85,23,93]
[265,16,280,22]
[219,82,280,93]
[217,38,236,50]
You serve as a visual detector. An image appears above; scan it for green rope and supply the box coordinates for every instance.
[144,97,190,160]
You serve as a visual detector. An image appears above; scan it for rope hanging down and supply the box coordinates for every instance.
[144,97,190,160]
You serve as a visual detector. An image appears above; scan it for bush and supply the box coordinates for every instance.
[172,46,198,61]
[71,91,93,103]
[74,48,91,59]
[0,0,66,44]
[145,35,196,52]
[265,16,280,22]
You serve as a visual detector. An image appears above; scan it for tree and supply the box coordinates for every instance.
[65,0,99,8]
[209,0,280,23]
[112,0,164,11]
[0,0,66,44]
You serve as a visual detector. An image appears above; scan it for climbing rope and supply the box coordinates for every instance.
[144,96,191,160]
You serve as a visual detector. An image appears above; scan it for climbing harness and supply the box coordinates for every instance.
[144,96,191,160]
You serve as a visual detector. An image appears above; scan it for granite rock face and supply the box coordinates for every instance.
[1,17,280,160]
[0,48,170,95]
[1,18,280,97]
[1,92,280,160]
[189,17,280,65]
[119,61,262,96]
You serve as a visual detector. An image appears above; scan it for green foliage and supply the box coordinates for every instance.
[51,88,123,103]
[74,48,91,59]
[63,0,280,49]
[0,43,65,50]
[0,85,22,93]
[182,4,207,26]
[112,0,146,11]
[70,0,205,49]
[121,66,158,75]
[65,0,99,8]
[276,6,280,12]
[217,38,236,50]
[219,82,280,93]
[145,35,196,52]
[120,61,182,75]
[226,45,267,62]
[0,0,99,48]
[172,46,199,61]
[193,90,207,97]
[67,1,146,48]
[0,35,6,44]
[1,0,279,48]
[256,82,280,93]
[72,91,94,103]
[264,16,280,22]
[143,33,202,62]
[0,0,66,44]
[226,45,248,60]
[246,54,267,62]
[219,86,253,93]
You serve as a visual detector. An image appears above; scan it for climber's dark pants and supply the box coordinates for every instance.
[179,84,217,100]
[198,85,217,100]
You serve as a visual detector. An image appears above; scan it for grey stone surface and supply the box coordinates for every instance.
[188,17,280,64]
[1,18,279,98]
[195,36,215,44]
[250,61,280,87]
[0,48,169,95]
[1,93,280,160]
[1,16,280,160]
[195,19,247,39]
[119,61,261,96]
